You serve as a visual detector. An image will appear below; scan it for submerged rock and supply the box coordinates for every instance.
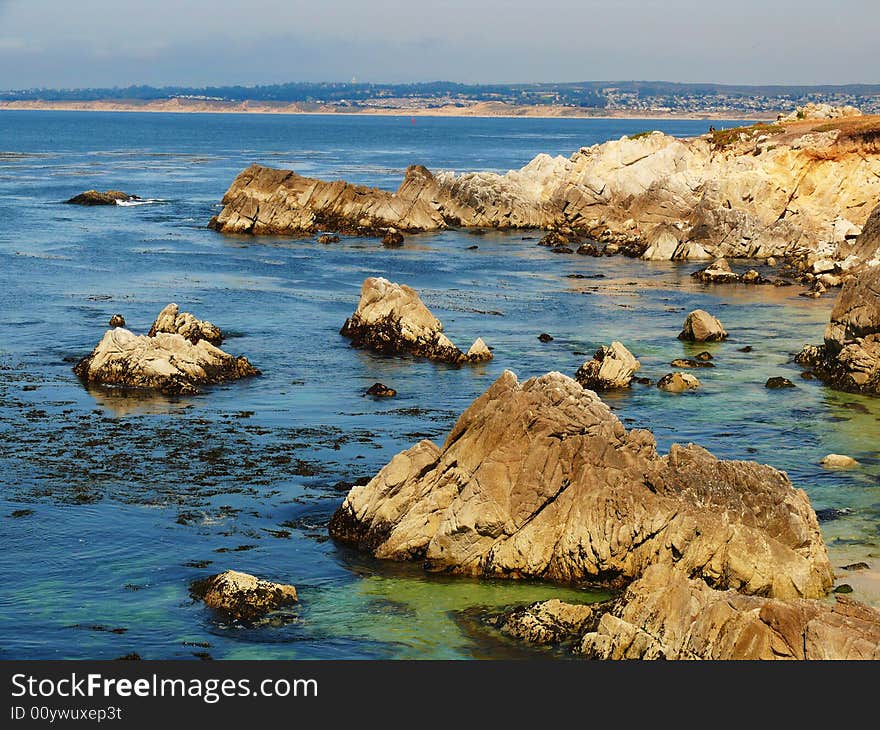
[679,309,728,342]
[538,333,554,343]
[820,454,859,469]
[339,277,491,364]
[317,233,340,244]
[670,358,714,369]
[657,372,701,392]
[73,308,258,395]
[381,229,404,247]
[692,258,770,285]
[577,563,880,660]
[66,189,138,206]
[329,370,832,598]
[796,265,880,394]
[574,341,641,390]
[148,303,223,346]
[766,377,796,389]
[190,570,297,622]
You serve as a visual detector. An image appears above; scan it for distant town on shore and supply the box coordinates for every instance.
[3,80,880,117]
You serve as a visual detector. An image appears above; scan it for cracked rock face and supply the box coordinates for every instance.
[797,264,880,394]
[148,303,223,346]
[577,563,880,660]
[340,277,492,364]
[329,370,832,599]
[209,119,880,261]
[190,570,297,623]
[73,311,259,395]
[574,341,640,390]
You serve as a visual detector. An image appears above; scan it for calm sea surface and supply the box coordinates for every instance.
[0,111,878,659]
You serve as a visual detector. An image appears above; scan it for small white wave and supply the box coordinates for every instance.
[115,198,166,207]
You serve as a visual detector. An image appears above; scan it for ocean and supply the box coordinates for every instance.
[0,110,877,659]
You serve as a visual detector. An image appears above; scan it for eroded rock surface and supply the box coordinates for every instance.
[148,303,223,346]
[190,570,297,622]
[491,599,596,646]
[210,116,880,262]
[796,264,880,394]
[577,564,880,659]
[574,341,640,390]
[679,309,728,342]
[74,309,258,395]
[329,370,832,599]
[340,277,492,364]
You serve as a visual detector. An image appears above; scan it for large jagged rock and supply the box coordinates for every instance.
[679,309,728,342]
[796,264,880,394]
[840,203,880,265]
[574,341,640,390]
[190,570,297,622]
[210,116,880,261]
[148,303,223,346]
[73,312,259,395]
[577,563,880,659]
[329,370,832,599]
[66,189,138,205]
[340,277,492,364]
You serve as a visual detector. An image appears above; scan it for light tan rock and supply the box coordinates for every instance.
[679,309,728,342]
[190,570,297,622]
[493,599,596,646]
[574,341,641,390]
[329,370,832,599]
[657,372,701,393]
[148,303,223,346]
[578,563,880,660]
[73,323,258,395]
[339,277,491,364]
[820,454,859,469]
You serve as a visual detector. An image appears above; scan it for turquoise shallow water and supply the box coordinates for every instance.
[0,111,878,659]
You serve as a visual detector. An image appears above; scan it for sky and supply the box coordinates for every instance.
[0,0,877,89]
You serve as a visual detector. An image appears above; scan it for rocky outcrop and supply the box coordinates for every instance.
[657,372,701,392]
[692,257,771,285]
[490,599,596,647]
[66,190,138,205]
[74,309,259,395]
[679,309,728,342]
[840,203,880,265]
[796,264,880,394]
[148,303,223,346]
[190,570,297,622]
[574,341,640,390]
[340,277,492,364]
[779,103,862,123]
[577,563,880,659]
[329,370,832,599]
[820,454,859,469]
[210,115,880,262]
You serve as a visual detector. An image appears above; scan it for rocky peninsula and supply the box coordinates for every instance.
[210,111,880,266]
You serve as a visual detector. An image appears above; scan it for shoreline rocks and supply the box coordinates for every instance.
[679,309,728,342]
[329,370,832,599]
[148,303,223,346]
[574,341,640,390]
[209,115,880,264]
[339,277,492,364]
[73,305,259,395]
[190,570,297,622]
[796,264,880,394]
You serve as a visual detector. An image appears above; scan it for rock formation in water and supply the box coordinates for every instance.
[657,372,701,392]
[148,303,223,346]
[576,563,880,659]
[796,263,880,395]
[74,306,259,395]
[340,277,492,364]
[679,309,728,342]
[329,370,832,599]
[66,190,139,205]
[190,570,298,622]
[574,341,640,390]
[209,115,880,263]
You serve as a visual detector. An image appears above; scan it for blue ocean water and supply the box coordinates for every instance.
[0,111,877,659]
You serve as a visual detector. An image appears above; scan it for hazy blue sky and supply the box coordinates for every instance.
[0,0,876,88]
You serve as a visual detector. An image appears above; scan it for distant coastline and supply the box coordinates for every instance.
[0,98,774,121]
